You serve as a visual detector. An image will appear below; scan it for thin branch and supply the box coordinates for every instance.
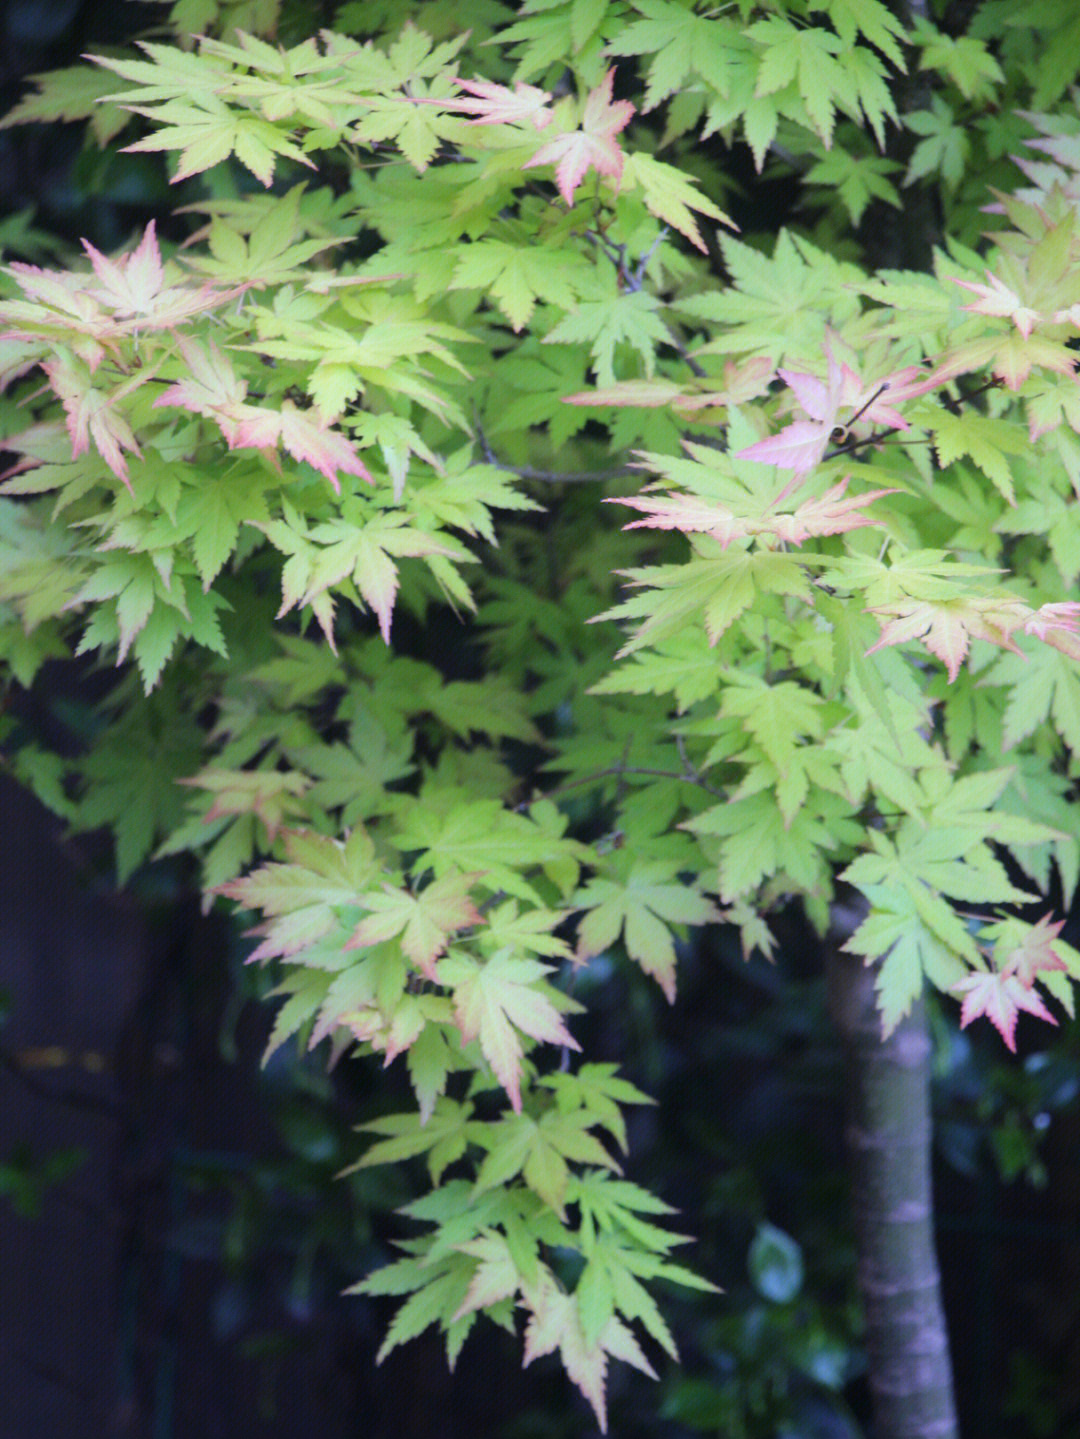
[520,762,724,809]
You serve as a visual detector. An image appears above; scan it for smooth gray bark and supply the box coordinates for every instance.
[826,910,958,1439]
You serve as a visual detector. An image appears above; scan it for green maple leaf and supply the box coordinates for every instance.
[721,675,826,773]
[599,546,811,657]
[842,893,965,1035]
[589,628,725,712]
[0,63,132,145]
[540,1063,655,1155]
[353,1096,476,1185]
[452,1232,522,1322]
[803,147,902,226]
[904,95,969,188]
[605,1,742,114]
[543,290,674,387]
[996,641,1080,753]
[681,229,863,361]
[811,0,907,69]
[687,790,850,903]
[620,152,735,253]
[575,857,720,1001]
[391,799,588,903]
[450,239,595,331]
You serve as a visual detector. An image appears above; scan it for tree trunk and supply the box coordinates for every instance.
[826,907,958,1439]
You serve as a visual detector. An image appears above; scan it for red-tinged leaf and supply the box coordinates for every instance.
[737,419,831,477]
[178,767,309,844]
[523,69,634,206]
[614,479,895,549]
[67,221,248,332]
[765,480,898,544]
[82,219,163,314]
[279,401,372,491]
[565,380,688,408]
[1023,601,1080,640]
[778,364,849,423]
[953,271,1040,337]
[615,493,751,548]
[345,874,483,981]
[43,353,142,487]
[865,596,1028,681]
[1000,915,1069,987]
[953,968,1058,1052]
[153,336,247,419]
[227,402,372,492]
[439,952,580,1114]
[442,78,554,129]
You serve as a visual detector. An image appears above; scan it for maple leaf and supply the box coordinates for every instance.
[999,915,1070,987]
[865,595,1029,682]
[345,874,483,981]
[523,70,634,206]
[615,479,896,549]
[178,767,310,846]
[442,78,554,129]
[615,492,755,549]
[227,400,373,492]
[82,220,248,331]
[1022,601,1080,641]
[43,352,143,487]
[452,1233,522,1322]
[620,151,736,253]
[952,968,1058,1052]
[953,271,1041,338]
[437,951,580,1114]
[574,859,720,1002]
[521,1269,657,1434]
[153,335,247,422]
[765,480,899,544]
[737,350,943,480]
[737,419,833,480]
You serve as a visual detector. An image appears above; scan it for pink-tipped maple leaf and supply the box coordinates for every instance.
[440,951,580,1114]
[614,478,895,549]
[441,77,554,129]
[736,419,833,480]
[1000,915,1069,988]
[865,595,1029,682]
[953,271,1041,338]
[764,480,898,544]
[523,69,634,206]
[43,352,143,488]
[521,1270,657,1434]
[952,968,1058,1052]
[2,222,247,352]
[82,220,248,331]
[1022,600,1080,641]
[153,336,247,420]
[227,400,372,492]
[615,492,753,548]
[737,351,944,481]
[345,874,484,982]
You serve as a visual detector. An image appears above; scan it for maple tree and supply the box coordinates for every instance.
[3,2,1080,1435]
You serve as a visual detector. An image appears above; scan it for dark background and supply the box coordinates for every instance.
[1,2,1079,1436]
